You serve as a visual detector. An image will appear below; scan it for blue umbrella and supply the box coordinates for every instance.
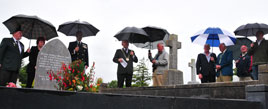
[191,27,236,47]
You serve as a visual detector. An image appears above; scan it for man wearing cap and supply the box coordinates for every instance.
[68,31,89,67]
[113,40,138,88]
[0,29,25,86]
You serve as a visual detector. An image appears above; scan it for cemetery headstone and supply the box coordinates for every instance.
[34,39,72,90]
[188,59,199,84]
[163,34,184,85]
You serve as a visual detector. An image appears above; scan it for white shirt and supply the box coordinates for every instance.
[242,52,247,57]
[203,52,211,62]
[123,48,128,54]
[13,37,22,53]
[77,41,82,45]
[257,39,263,46]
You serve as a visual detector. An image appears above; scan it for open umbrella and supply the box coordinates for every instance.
[191,27,236,47]
[3,14,58,40]
[133,26,169,49]
[58,20,99,37]
[226,38,252,60]
[114,27,149,43]
[234,23,268,37]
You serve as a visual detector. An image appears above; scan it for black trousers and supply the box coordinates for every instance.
[0,70,19,86]
[117,73,132,88]
[201,74,216,83]
[26,71,35,88]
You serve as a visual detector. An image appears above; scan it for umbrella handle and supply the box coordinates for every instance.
[29,39,31,48]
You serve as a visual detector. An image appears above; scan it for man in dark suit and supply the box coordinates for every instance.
[68,31,89,67]
[23,37,45,88]
[196,44,217,83]
[0,30,24,86]
[113,40,138,88]
[216,43,233,82]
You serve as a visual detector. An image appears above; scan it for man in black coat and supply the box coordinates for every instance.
[68,31,89,67]
[113,40,138,88]
[196,44,217,83]
[0,30,24,86]
[23,37,45,88]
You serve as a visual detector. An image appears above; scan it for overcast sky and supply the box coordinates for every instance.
[0,0,268,84]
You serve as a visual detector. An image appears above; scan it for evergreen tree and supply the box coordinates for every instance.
[132,58,151,87]
[19,60,27,84]
[107,80,118,88]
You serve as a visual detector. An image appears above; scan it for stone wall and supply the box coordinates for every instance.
[0,87,261,109]
[100,81,258,99]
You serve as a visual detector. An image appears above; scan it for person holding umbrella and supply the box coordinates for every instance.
[23,37,46,88]
[248,30,268,80]
[0,28,25,86]
[148,43,169,86]
[68,31,89,67]
[113,40,138,88]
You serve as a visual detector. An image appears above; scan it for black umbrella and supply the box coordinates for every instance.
[133,26,169,49]
[114,27,150,43]
[234,23,268,37]
[226,38,252,60]
[58,20,99,37]
[3,14,58,40]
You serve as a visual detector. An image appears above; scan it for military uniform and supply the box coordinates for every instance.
[68,41,89,66]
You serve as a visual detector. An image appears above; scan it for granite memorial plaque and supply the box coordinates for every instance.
[34,39,71,90]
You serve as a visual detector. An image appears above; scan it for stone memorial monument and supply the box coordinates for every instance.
[163,34,184,85]
[34,39,72,90]
[187,59,199,84]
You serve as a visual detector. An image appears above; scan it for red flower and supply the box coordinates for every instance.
[82,76,85,81]
[63,82,67,87]
[49,73,52,80]
[6,82,17,88]
[68,65,71,70]
[90,84,93,88]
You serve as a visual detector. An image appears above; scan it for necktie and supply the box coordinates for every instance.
[125,48,128,54]
[16,41,21,53]
[219,54,223,64]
